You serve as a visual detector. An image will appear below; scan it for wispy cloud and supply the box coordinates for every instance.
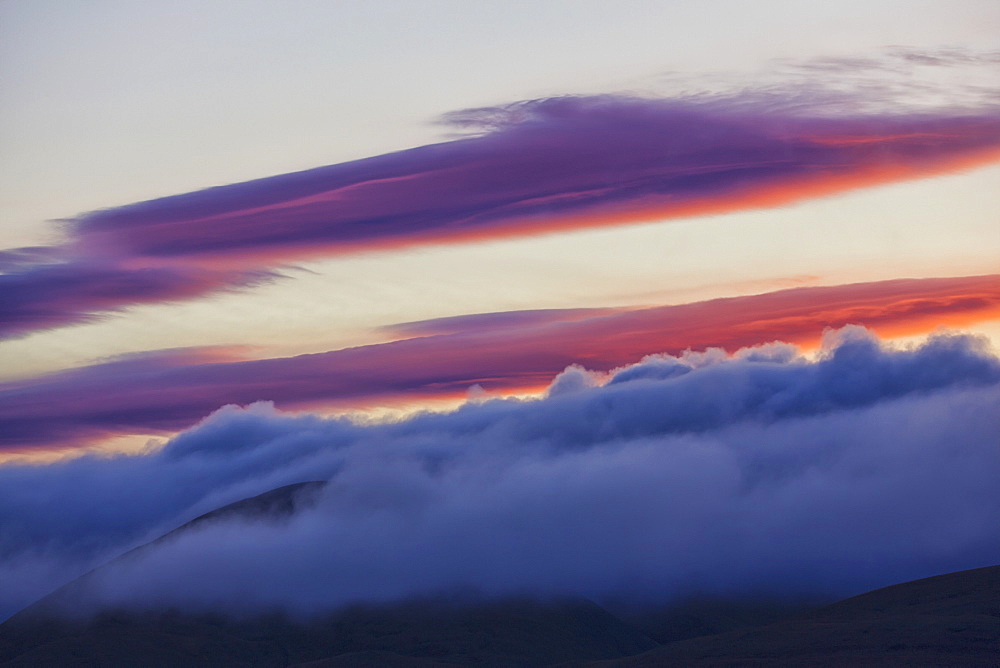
[3,274,997,455]
[0,261,276,339]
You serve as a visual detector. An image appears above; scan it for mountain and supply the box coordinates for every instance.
[0,597,660,667]
[0,482,657,666]
[3,480,328,625]
[591,563,1000,666]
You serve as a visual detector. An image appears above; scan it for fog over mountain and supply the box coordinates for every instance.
[1,326,998,621]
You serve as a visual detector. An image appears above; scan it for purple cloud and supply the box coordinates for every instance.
[0,262,276,339]
[71,96,1000,263]
[4,88,1000,339]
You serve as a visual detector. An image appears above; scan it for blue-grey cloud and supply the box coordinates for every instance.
[1,327,998,620]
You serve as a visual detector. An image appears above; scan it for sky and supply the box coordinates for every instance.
[0,0,999,621]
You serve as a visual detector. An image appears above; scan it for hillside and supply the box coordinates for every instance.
[0,483,656,666]
[593,564,1000,666]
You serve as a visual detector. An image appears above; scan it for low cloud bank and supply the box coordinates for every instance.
[1,327,998,619]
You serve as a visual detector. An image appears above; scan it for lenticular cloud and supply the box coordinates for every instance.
[71,95,1000,264]
[4,85,1000,339]
[1,327,998,620]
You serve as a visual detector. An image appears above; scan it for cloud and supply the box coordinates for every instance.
[771,46,1000,75]
[70,96,1000,265]
[886,46,1000,68]
[4,68,1000,339]
[0,261,277,340]
[2,274,998,455]
[379,307,625,338]
[0,247,63,273]
[0,327,997,620]
[758,46,1000,114]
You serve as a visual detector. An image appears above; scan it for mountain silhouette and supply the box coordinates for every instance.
[593,563,1000,666]
[0,482,656,666]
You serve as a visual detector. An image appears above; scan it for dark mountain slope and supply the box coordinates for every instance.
[591,563,1000,666]
[608,596,820,646]
[0,597,660,667]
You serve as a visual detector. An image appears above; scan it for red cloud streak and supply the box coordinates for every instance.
[1,274,998,457]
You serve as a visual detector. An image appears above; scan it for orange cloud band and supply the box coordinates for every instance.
[2,273,998,459]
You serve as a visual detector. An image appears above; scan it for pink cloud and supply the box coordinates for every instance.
[2,274,998,456]
[4,94,999,339]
